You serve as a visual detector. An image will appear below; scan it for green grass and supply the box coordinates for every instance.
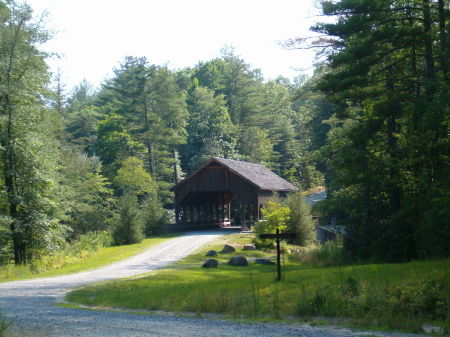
[66,233,450,335]
[0,234,179,281]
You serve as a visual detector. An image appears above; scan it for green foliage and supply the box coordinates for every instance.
[113,157,157,196]
[64,105,105,155]
[0,216,12,264]
[66,233,450,334]
[284,190,316,246]
[252,200,290,249]
[0,306,13,337]
[113,191,144,245]
[182,85,239,173]
[141,195,167,236]
[0,235,174,280]
[36,231,111,272]
[0,0,67,265]
[293,240,350,267]
[300,0,450,261]
[60,147,113,236]
[297,271,448,332]
[95,113,144,181]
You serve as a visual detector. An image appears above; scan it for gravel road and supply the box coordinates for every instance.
[0,218,431,336]
[305,189,327,206]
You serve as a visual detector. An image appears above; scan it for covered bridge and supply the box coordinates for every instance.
[172,157,298,231]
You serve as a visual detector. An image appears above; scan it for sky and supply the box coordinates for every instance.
[28,0,322,90]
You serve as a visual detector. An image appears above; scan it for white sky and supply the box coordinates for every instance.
[28,0,322,90]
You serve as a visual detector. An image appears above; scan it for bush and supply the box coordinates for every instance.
[35,231,112,271]
[296,272,449,332]
[292,240,350,266]
[252,200,290,250]
[113,191,144,245]
[284,190,315,246]
[141,195,167,236]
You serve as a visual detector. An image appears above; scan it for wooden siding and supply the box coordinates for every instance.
[174,167,259,206]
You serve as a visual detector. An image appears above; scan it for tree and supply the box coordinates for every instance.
[182,85,238,173]
[97,57,188,203]
[95,113,145,181]
[252,198,291,249]
[113,157,165,240]
[0,1,68,264]
[303,0,450,260]
[113,190,144,245]
[113,157,158,197]
[66,79,97,113]
[284,190,315,246]
[59,147,113,237]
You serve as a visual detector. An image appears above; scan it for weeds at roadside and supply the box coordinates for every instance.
[65,233,450,335]
[0,233,177,281]
[0,308,13,337]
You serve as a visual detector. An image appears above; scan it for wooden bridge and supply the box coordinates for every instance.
[172,157,298,231]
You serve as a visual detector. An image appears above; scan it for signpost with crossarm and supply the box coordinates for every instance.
[259,228,296,281]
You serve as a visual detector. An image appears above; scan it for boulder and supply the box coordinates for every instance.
[202,259,219,268]
[243,244,256,251]
[228,255,248,266]
[255,258,276,265]
[221,244,236,253]
[206,250,218,256]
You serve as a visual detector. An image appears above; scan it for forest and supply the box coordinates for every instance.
[0,0,449,266]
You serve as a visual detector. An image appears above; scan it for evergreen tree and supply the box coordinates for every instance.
[182,85,239,173]
[113,190,144,245]
[306,0,450,260]
[97,57,188,203]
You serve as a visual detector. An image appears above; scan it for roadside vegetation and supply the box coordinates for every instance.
[0,308,13,337]
[66,232,449,335]
[0,232,178,281]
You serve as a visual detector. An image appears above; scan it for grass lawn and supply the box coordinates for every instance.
[66,232,450,335]
[0,234,179,281]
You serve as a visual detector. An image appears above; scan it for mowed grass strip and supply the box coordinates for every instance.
[0,234,180,281]
[66,233,450,333]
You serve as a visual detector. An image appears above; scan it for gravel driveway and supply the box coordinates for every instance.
[0,228,431,336]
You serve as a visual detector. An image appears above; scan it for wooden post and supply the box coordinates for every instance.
[247,204,251,229]
[259,229,296,281]
[241,203,246,231]
[190,204,194,224]
[276,228,281,281]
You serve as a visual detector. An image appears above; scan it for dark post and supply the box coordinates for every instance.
[276,228,281,281]
[259,229,296,282]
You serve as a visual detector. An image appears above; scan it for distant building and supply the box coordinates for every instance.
[172,157,297,231]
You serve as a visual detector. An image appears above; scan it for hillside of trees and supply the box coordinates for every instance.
[1,0,449,265]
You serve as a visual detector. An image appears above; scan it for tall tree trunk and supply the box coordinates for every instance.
[387,114,401,214]
[438,0,449,80]
[172,149,179,185]
[423,0,435,81]
[3,96,23,265]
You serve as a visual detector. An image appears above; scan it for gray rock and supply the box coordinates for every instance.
[228,255,248,266]
[202,259,219,268]
[221,244,236,253]
[206,250,218,256]
[255,258,276,265]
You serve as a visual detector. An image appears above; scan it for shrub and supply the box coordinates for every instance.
[284,190,315,246]
[291,240,351,266]
[252,201,290,250]
[113,190,145,245]
[297,271,449,331]
[141,195,167,236]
